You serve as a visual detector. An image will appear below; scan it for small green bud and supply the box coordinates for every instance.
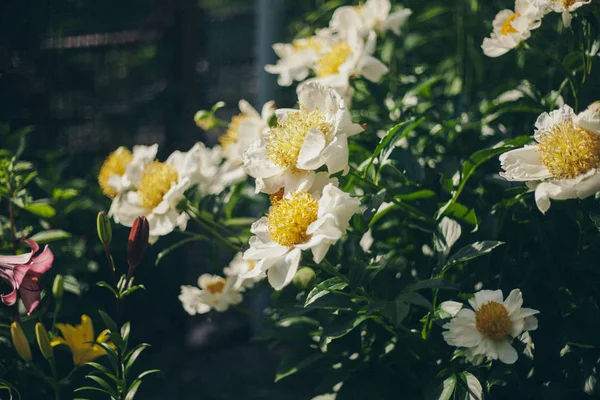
[194,110,218,131]
[293,267,317,290]
[96,211,112,245]
[35,323,53,360]
[11,322,32,362]
[52,274,64,300]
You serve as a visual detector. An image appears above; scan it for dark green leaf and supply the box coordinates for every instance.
[446,241,504,266]
[28,229,71,244]
[305,278,348,307]
[275,353,324,382]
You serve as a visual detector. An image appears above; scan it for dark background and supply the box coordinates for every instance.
[0,0,315,398]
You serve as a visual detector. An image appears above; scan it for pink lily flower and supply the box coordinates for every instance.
[0,239,54,314]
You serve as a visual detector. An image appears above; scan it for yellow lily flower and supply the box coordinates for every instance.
[51,314,112,366]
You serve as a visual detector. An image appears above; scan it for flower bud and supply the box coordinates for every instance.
[10,322,32,362]
[35,323,53,360]
[293,267,317,290]
[127,216,150,268]
[96,211,112,245]
[194,110,218,131]
[52,274,64,300]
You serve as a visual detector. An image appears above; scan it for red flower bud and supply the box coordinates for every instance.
[127,217,149,270]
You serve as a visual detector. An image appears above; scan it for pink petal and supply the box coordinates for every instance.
[20,275,42,315]
[0,270,18,306]
[28,246,54,274]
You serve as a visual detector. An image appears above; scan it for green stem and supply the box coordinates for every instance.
[191,215,242,252]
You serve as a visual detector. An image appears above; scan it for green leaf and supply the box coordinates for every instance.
[394,189,436,201]
[305,277,348,307]
[74,386,117,398]
[433,217,461,255]
[0,377,20,400]
[28,229,71,244]
[124,380,142,400]
[396,291,433,311]
[446,241,504,266]
[461,372,484,400]
[135,369,160,381]
[437,136,531,219]
[85,375,118,398]
[275,353,324,382]
[110,333,126,352]
[442,202,478,227]
[97,310,118,334]
[428,375,457,400]
[121,322,131,350]
[323,314,368,340]
[96,282,119,298]
[14,199,56,218]
[383,299,410,327]
[590,211,600,231]
[125,344,150,372]
[86,362,118,382]
[365,118,424,174]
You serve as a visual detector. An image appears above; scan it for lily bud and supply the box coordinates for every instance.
[293,267,317,290]
[96,211,112,245]
[52,274,64,300]
[127,216,150,269]
[10,322,32,362]
[35,323,53,360]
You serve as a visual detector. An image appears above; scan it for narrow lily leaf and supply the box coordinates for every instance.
[98,310,118,334]
[446,241,504,266]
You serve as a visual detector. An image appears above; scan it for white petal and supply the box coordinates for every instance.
[383,9,412,35]
[499,146,552,181]
[503,289,524,316]
[360,56,389,82]
[296,128,327,170]
[267,248,301,290]
[244,237,289,260]
[468,289,504,310]
[322,134,350,175]
[439,301,464,317]
[524,315,538,331]
[496,340,518,364]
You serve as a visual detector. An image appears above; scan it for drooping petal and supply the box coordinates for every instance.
[267,248,301,290]
[496,340,518,364]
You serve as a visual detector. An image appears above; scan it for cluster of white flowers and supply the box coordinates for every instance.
[482,0,591,57]
[265,0,411,101]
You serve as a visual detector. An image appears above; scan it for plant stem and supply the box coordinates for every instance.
[102,244,120,315]
[8,199,16,252]
[190,214,242,252]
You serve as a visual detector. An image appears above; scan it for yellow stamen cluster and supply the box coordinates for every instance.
[205,278,226,294]
[267,191,319,247]
[136,161,179,211]
[538,120,600,179]
[316,42,352,78]
[475,301,512,341]
[98,148,133,198]
[293,37,322,53]
[501,13,520,36]
[554,0,576,8]
[219,114,247,150]
[266,107,333,170]
[247,261,256,271]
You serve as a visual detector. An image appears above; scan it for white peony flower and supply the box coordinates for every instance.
[223,252,266,289]
[99,145,158,223]
[113,143,209,242]
[533,0,591,27]
[330,0,412,37]
[243,82,363,195]
[442,289,539,365]
[242,183,360,290]
[179,274,243,314]
[500,104,600,213]
[481,0,543,58]
[302,29,388,100]
[220,100,275,166]
[264,30,334,87]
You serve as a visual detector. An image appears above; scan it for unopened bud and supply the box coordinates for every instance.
[10,322,32,362]
[96,211,112,245]
[52,274,64,300]
[35,323,53,360]
[127,216,150,268]
[293,267,317,290]
[194,110,218,130]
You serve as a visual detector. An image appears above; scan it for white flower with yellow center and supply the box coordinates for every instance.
[442,289,539,365]
[533,0,591,27]
[500,104,600,213]
[179,274,243,314]
[219,100,275,166]
[113,143,210,241]
[481,0,543,58]
[264,30,333,87]
[302,29,388,101]
[98,144,158,221]
[224,252,265,289]
[330,0,412,38]
[242,182,360,290]
[244,83,363,195]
